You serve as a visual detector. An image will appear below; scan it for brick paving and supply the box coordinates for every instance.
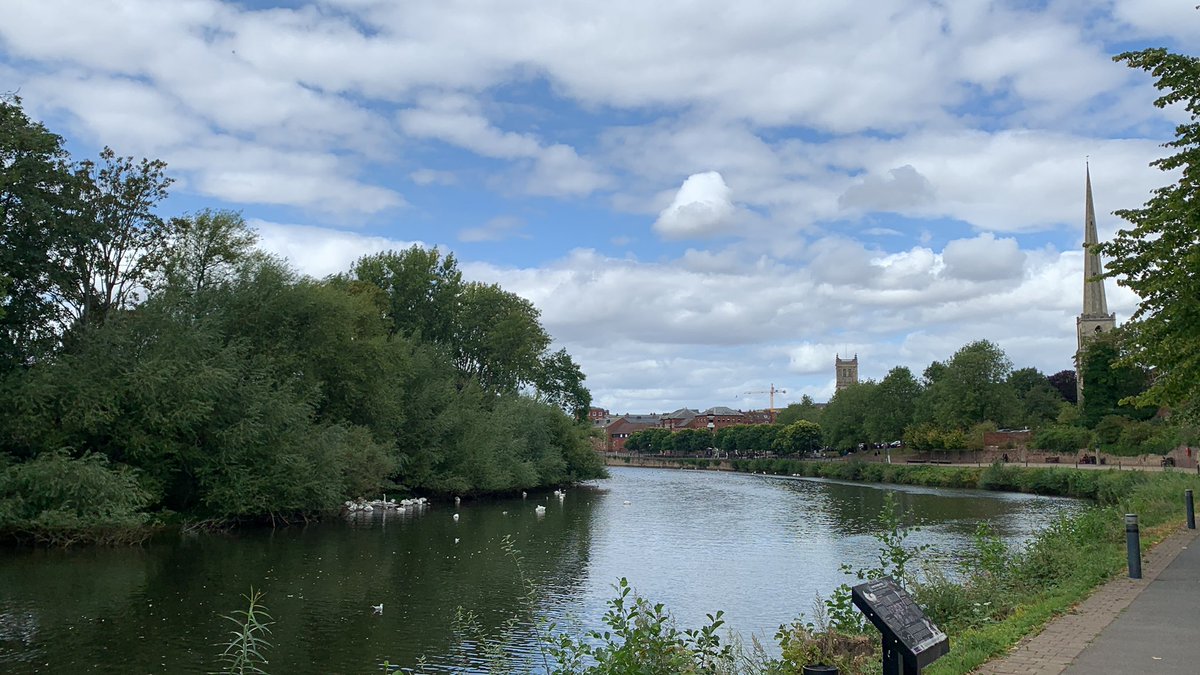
[972,526,1199,675]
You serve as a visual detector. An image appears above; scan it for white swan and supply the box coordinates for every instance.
[535,505,547,514]
[453,513,460,522]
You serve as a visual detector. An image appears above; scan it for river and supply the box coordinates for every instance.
[0,467,1085,673]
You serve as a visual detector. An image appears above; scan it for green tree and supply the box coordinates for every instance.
[1008,367,1065,429]
[822,382,876,451]
[866,366,921,442]
[917,340,1019,429]
[0,96,81,369]
[1099,47,1200,421]
[1078,331,1154,427]
[351,246,464,343]
[455,281,549,392]
[775,395,823,426]
[774,420,822,455]
[62,147,173,327]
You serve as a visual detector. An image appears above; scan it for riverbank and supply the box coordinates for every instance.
[603,453,1200,674]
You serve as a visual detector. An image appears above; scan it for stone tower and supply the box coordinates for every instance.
[1075,166,1116,401]
[835,354,859,391]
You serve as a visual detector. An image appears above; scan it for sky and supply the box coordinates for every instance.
[1,0,1195,414]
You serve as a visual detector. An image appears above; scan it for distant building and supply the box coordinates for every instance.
[603,414,661,452]
[1075,167,1117,403]
[835,354,859,391]
[588,407,610,424]
[661,408,701,429]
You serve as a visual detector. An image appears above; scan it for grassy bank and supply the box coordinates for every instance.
[736,459,1199,674]
[728,457,1158,503]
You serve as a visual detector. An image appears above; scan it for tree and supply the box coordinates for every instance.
[351,246,463,343]
[0,96,80,369]
[774,420,822,455]
[61,147,173,327]
[775,395,823,426]
[455,281,549,392]
[1047,370,1079,405]
[1099,47,1200,421]
[1008,367,1065,428]
[163,209,258,299]
[822,382,876,451]
[1078,331,1153,427]
[866,367,920,442]
[916,340,1020,429]
[535,348,591,421]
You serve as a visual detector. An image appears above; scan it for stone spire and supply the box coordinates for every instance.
[1081,166,1110,318]
[1075,165,1116,402]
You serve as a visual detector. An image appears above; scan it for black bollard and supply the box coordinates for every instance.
[1126,514,1142,579]
[802,665,839,675]
[1187,490,1196,530]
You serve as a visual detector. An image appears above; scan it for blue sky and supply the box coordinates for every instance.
[1,0,1195,413]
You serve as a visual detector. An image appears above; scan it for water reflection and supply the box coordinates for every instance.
[0,467,1083,674]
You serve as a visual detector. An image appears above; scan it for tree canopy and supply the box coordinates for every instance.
[1100,47,1200,422]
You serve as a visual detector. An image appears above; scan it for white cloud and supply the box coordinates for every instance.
[839,165,935,212]
[941,233,1026,281]
[458,216,528,242]
[252,220,422,278]
[410,169,458,186]
[653,172,736,239]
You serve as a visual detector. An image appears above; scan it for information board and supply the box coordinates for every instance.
[852,577,949,670]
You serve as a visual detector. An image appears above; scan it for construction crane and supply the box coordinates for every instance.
[744,384,788,422]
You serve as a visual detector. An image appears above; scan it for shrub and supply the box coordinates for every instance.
[0,450,156,545]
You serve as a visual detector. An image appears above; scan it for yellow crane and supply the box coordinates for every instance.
[744,384,788,422]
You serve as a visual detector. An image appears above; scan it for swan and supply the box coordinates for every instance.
[453,513,460,522]
[535,505,547,514]
[522,491,527,499]
[623,500,631,505]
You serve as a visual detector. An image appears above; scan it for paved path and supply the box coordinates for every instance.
[974,526,1199,675]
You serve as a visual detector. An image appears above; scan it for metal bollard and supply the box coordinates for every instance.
[1126,514,1142,579]
[1187,490,1196,530]
[802,666,839,675]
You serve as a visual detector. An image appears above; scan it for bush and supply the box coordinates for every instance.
[0,450,156,545]
[1032,425,1093,454]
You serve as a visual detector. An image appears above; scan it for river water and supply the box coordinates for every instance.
[0,467,1085,674]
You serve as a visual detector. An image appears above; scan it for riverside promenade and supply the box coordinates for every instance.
[975,526,1200,675]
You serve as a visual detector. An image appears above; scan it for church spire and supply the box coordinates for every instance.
[1081,165,1109,317]
[1076,165,1117,403]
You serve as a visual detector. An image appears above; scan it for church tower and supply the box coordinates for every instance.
[835,354,859,391]
[1075,166,1116,401]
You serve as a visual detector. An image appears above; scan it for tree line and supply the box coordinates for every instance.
[792,336,1191,456]
[0,96,604,544]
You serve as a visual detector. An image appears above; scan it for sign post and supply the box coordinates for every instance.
[852,578,949,675]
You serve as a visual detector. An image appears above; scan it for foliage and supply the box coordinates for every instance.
[1077,331,1154,427]
[218,588,273,675]
[1100,47,1200,422]
[0,95,80,370]
[917,340,1020,430]
[1032,425,1094,454]
[63,147,174,328]
[0,450,155,545]
[867,366,921,442]
[773,420,822,455]
[1047,370,1078,405]
[774,395,823,426]
[821,382,876,450]
[547,578,734,674]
